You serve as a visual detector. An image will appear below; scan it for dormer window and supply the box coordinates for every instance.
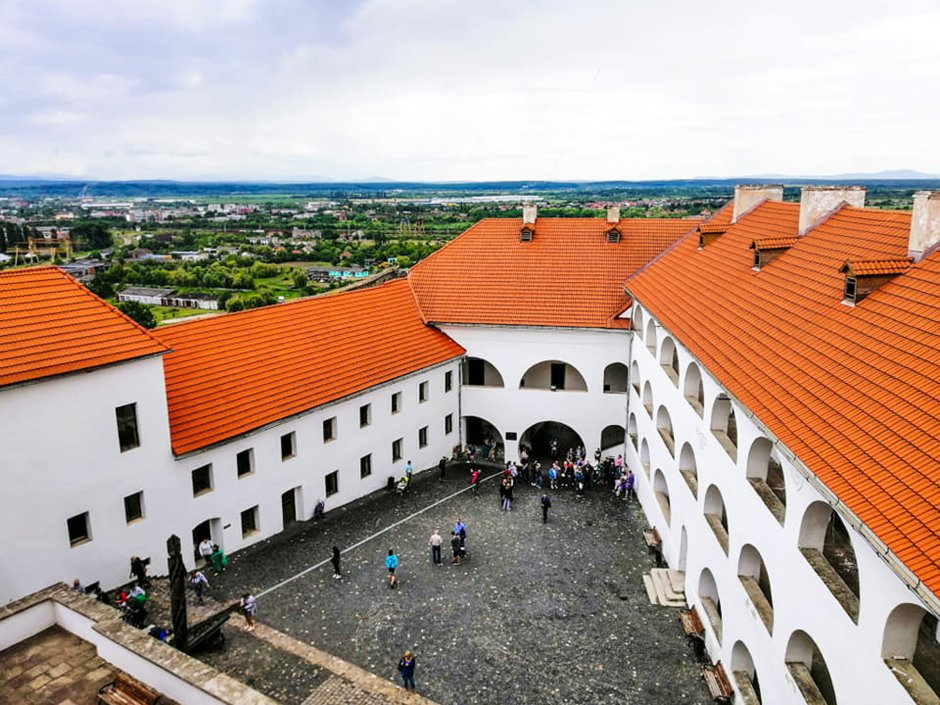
[520,226,534,242]
[605,228,621,244]
[839,258,911,305]
[750,237,798,271]
[843,276,858,305]
[752,250,761,270]
[698,223,728,249]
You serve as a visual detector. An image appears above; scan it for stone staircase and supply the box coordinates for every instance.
[642,568,687,607]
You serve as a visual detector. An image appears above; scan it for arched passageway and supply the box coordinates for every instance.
[462,357,504,387]
[520,360,587,392]
[798,501,860,622]
[463,416,504,461]
[786,630,837,705]
[882,604,940,702]
[601,424,625,455]
[603,362,628,393]
[519,421,584,462]
[731,641,762,704]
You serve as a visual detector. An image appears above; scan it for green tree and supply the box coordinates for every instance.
[71,221,113,250]
[116,300,157,329]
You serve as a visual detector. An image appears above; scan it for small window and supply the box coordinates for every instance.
[192,464,213,496]
[325,470,339,497]
[236,448,254,477]
[359,403,371,428]
[115,403,140,452]
[444,413,453,435]
[444,371,453,393]
[419,381,429,403]
[241,506,258,537]
[844,276,858,304]
[323,416,337,442]
[392,438,403,462]
[753,250,761,270]
[124,491,144,523]
[281,431,296,460]
[419,426,429,448]
[67,512,91,546]
[391,392,402,414]
[360,453,372,478]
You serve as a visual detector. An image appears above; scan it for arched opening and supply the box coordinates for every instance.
[703,484,730,554]
[462,357,504,387]
[882,604,940,702]
[660,336,679,385]
[656,406,675,456]
[192,518,223,564]
[798,502,860,622]
[642,381,653,416]
[519,421,584,462]
[678,526,689,572]
[738,544,774,633]
[684,361,705,417]
[639,438,651,478]
[628,414,638,451]
[698,568,723,644]
[710,394,738,462]
[601,424,626,456]
[786,630,837,705]
[463,416,504,461]
[746,437,786,524]
[731,641,762,704]
[520,360,587,392]
[630,360,641,394]
[645,319,657,354]
[633,306,645,339]
[679,442,698,497]
[603,362,628,393]
[653,468,671,525]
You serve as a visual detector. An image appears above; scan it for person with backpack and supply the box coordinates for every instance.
[385,549,399,589]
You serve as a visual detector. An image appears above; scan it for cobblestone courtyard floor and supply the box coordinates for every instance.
[204,464,711,705]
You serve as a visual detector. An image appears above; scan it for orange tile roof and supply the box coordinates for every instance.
[627,201,940,597]
[841,258,913,276]
[751,236,799,251]
[0,266,168,388]
[409,217,701,329]
[153,279,465,455]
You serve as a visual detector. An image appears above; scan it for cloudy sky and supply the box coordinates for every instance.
[1,0,939,181]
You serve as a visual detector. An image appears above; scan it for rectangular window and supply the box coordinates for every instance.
[466,358,484,386]
[444,413,453,435]
[281,431,296,460]
[323,416,337,442]
[444,370,453,393]
[550,363,566,390]
[419,426,428,448]
[392,438,403,462]
[391,392,402,414]
[325,470,339,497]
[236,448,254,477]
[123,491,144,523]
[241,506,258,537]
[192,464,213,496]
[360,453,372,478]
[419,381,429,403]
[359,403,371,428]
[115,403,140,452]
[67,512,91,546]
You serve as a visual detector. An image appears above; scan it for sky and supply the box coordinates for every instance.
[1,0,939,181]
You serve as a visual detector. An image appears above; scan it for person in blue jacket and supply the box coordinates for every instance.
[385,549,399,589]
[397,650,416,691]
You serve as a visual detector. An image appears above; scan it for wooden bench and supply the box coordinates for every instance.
[680,607,707,661]
[643,527,664,567]
[701,661,734,703]
[97,672,159,705]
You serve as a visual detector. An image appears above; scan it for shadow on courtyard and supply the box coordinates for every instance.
[202,463,710,705]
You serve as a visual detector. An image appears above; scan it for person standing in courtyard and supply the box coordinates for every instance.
[210,544,228,573]
[428,529,442,565]
[405,460,413,483]
[450,531,462,564]
[190,569,209,605]
[198,537,214,566]
[541,492,552,523]
[386,549,399,588]
[438,456,447,481]
[241,592,257,631]
[470,467,481,496]
[331,545,342,578]
[624,469,636,502]
[398,650,417,692]
[129,555,150,587]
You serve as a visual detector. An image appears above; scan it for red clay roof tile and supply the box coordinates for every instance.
[0,266,168,388]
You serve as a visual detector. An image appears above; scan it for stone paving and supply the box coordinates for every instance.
[205,463,711,705]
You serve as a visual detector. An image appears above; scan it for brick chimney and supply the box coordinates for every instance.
[910,191,940,262]
[607,205,621,224]
[522,203,537,225]
[732,185,784,223]
[798,185,865,236]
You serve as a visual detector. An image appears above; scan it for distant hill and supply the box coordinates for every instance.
[743,169,940,180]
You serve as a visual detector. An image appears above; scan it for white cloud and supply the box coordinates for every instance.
[0,0,938,179]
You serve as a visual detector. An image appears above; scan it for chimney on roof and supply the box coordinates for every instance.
[732,184,784,223]
[910,191,940,262]
[798,185,866,236]
[607,205,621,224]
[522,203,537,225]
